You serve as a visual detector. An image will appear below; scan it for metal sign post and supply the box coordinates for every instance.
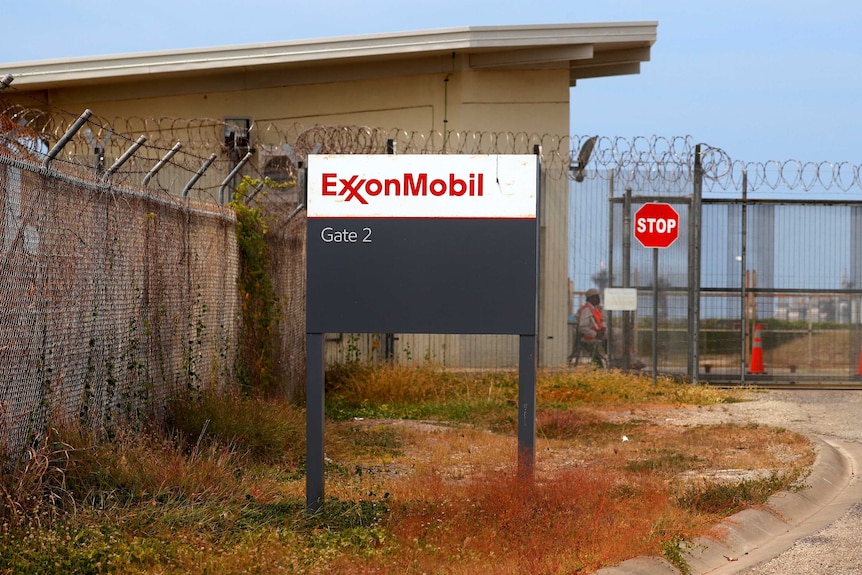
[652,248,659,386]
[634,202,680,385]
[305,154,540,511]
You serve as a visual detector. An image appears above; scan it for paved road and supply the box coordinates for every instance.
[599,389,862,575]
[728,390,862,575]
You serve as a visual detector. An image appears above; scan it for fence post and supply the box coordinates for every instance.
[606,170,615,364]
[182,153,218,198]
[0,74,14,92]
[740,169,748,383]
[688,145,703,381]
[103,135,147,180]
[622,183,632,370]
[43,109,92,169]
[142,142,183,188]
[218,150,253,205]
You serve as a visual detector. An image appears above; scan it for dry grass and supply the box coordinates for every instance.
[769,330,849,369]
[0,366,813,574]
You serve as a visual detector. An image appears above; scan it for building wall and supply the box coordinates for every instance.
[23,56,572,365]
[40,57,570,129]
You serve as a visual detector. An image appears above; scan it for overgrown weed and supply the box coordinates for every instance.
[0,427,77,528]
[677,468,811,515]
[0,365,813,574]
[387,468,700,574]
[167,389,305,463]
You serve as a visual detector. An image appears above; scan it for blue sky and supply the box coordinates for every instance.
[2,0,861,166]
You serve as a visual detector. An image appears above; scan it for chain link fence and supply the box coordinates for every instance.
[1,111,239,458]
[6,82,862,453]
[570,139,862,382]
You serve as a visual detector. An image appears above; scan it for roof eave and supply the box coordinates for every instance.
[0,21,657,89]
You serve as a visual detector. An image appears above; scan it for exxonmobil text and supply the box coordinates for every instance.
[321,172,484,205]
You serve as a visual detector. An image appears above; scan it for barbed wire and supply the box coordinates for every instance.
[574,134,862,193]
[3,90,861,194]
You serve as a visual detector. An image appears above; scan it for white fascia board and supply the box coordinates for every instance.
[469,45,594,69]
[571,63,642,82]
[0,22,657,87]
[587,46,652,66]
[569,46,651,83]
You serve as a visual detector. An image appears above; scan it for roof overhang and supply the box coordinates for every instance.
[0,22,657,91]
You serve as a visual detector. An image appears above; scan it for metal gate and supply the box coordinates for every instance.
[570,138,862,384]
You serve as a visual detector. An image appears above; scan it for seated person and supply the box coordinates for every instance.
[575,288,606,362]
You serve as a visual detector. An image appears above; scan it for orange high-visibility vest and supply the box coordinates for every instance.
[578,303,605,340]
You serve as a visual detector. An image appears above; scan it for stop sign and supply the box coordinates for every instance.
[634,203,679,248]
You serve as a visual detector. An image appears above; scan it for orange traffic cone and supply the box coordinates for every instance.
[748,324,765,374]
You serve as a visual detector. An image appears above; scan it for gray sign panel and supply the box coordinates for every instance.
[306,218,537,334]
[306,154,539,336]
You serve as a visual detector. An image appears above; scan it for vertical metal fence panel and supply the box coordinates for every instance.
[572,159,862,382]
[571,170,695,376]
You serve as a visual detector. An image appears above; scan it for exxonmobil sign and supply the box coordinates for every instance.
[308,154,536,219]
[321,171,485,204]
[306,154,539,335]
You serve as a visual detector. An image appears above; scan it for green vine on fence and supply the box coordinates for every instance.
[230,176,289,394]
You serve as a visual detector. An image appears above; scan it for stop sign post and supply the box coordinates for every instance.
[633,202,680,385]
[634,202,679,248]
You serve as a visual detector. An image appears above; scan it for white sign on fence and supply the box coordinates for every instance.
[603,288,638,311]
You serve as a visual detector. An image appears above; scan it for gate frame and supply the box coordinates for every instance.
[603,150,862,385]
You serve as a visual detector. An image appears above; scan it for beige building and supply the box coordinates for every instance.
[1,22,657,367]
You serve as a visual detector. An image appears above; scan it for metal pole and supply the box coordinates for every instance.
[246,181,267,203]
[623,185,632,370]
[218,150,253,205]
[652,247,659,386]
[284,202,306,223]
[142,142,183,188]
[518,334,536,481]
[182,153,218,198]
[384,139,396,361]
[534,144,543,367]
[740,169,748,384]
[103,135,147,180]
[43,109,92,168]
[688,144,703,382]
[517,148,541,483]
[0,74,14,92]
[306,333,325,513]
[298,161,307,206]
[607,170,614,366]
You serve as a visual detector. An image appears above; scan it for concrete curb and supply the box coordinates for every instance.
[596,436,862,575]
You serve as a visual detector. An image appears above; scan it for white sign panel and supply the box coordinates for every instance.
[603,288,638,311]
[307,154,537,219]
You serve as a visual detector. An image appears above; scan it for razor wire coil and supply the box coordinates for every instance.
[3,89,862,194]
